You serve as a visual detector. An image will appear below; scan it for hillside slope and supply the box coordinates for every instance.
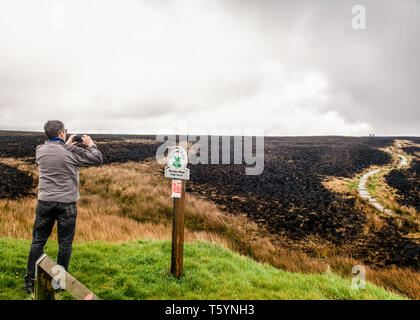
[0,238,404,300]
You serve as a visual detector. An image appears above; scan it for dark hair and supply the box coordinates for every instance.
[44,120,65,139]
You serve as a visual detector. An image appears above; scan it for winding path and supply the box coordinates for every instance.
[357,144,408,215]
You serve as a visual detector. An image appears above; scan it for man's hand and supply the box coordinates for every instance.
[66,135,76,145]
[82,135,94,148]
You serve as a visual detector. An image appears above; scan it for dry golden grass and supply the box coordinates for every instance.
[322,176,359,196]
[0,196,233,248]
[0,160,256,249]
[1,159,419,299]
[0,157,38,179]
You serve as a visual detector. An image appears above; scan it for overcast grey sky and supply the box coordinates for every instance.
[0,0,419,136]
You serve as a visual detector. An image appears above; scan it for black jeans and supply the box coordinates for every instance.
[26,200,77,280]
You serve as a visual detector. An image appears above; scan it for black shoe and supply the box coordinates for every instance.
[23,277,34,294]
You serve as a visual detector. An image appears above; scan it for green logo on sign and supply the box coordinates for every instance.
[172,156,182,168]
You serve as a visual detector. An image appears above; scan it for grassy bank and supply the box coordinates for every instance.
[0,238,405,300]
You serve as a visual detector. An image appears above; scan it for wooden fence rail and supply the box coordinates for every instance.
[35,254,100,300]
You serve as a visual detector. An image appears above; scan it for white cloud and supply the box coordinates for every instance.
[0,0,416,135]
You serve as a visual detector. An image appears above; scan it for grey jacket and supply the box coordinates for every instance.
[36,140,103,202]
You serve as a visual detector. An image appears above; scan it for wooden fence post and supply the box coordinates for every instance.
[35,254,54,300]
[34,254,100,300]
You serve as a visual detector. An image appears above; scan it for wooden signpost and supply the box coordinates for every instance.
[170,179,186,278]
[165,146,190,278]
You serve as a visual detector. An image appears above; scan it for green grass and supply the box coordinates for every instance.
[347,176,360,192]
[0,237,405,300]
[365,170,400,212]
[366,170,386,198]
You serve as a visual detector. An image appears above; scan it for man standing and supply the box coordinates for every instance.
[24,120,103,293]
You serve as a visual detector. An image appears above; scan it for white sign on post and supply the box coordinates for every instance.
[164,146,190,180]
[171,179,182,198]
